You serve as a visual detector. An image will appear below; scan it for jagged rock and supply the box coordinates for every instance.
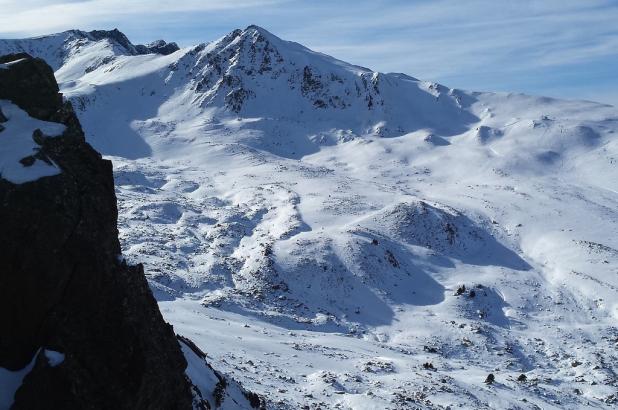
[136,40,180,56]
[0,53,195,409]
[0,53,63,120]
[87,29,179,56]
[88,29,136,52]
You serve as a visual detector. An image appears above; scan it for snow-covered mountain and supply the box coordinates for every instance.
[2,26,617,409]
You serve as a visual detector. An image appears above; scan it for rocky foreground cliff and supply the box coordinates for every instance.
[0,54,260,409]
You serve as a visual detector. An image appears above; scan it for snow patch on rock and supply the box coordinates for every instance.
[0,100,64,184]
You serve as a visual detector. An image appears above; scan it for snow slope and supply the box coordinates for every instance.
[2,26,617,408]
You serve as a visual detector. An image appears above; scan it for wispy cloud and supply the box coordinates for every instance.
[0,0,616,105]
[0,0,286,36]
[290,1,617,72]
[280,0,618,104]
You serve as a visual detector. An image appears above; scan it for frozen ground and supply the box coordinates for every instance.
[2,26,617,408]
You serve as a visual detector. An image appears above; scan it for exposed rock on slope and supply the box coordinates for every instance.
[87,29,179,56]
[0,54,194,409]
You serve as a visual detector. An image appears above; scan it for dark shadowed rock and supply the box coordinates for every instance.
[136,40,180,56]
[0,53,195,409]
[0,53,63,120]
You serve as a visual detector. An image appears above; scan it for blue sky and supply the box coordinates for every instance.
[1,0,617,106]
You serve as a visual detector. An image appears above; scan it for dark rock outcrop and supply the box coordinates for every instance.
[136,40,180,56]
[0,54,194,409]
[0,53,63,120]
[85,29,179,56]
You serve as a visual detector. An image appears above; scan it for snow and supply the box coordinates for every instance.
[0,58,27,70]
[180,340,256,409]
[0,352,37,410]
[0,101,65,184]
[182,342,222,407]
[2,26,618,408]
[0,349,64,408]
[43,350,65,367]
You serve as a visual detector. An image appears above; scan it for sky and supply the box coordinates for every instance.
[0,0,617,106]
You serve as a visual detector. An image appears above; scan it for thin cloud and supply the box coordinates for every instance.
[0,0,286,36]
[0,0,616,105]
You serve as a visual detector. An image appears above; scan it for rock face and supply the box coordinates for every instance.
[0,53,63,120]
[136,39,180,56]
[85,29,179,56]
[0,54,194,409]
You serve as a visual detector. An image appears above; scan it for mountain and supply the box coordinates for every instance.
[0,29,178,70]
[1,26,617,409]
[0,54,259,410]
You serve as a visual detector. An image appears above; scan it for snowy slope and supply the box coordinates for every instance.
[2,26,617,409]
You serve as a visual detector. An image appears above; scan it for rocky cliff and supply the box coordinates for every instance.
[0,53,195,409]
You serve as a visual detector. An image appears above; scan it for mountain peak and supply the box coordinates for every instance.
[244,24,271,34]
[174,24,476,139]
[86,28,136,52]
[216,24,285,50]
[242,24,280,40]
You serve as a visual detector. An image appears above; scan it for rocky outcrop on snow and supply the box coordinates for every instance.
[172,25,477,139]
[88,29,180,56]
[0,54,259,409]
[136,39,180,56]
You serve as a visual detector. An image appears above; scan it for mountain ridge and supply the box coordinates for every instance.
[8,25,486,159]
[0,28,179,74]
